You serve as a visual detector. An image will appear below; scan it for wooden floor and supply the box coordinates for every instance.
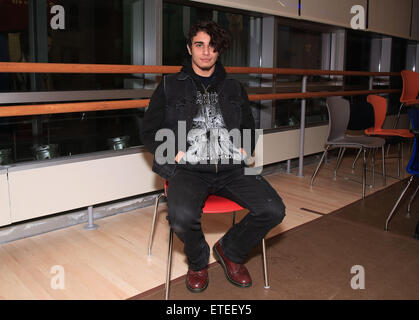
[0,149,409,299]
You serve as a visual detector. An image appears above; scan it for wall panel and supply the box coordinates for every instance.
[0,171,11,227]
[300,0,368,28]
[411,0,419,40]
[191,0,299,18]
[368,0,412,39]
[258,125,328,166]
[8,152,161,224]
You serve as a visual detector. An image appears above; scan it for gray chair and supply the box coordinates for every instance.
[310,96,386,199]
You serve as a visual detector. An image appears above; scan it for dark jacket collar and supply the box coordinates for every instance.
[178,59,226,90]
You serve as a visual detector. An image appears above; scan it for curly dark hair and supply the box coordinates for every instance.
[187,20,231,54]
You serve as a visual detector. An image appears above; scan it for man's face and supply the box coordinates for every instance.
[187,31,219,75]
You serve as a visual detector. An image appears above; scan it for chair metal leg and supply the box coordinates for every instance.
[382,146,386,187]
[352,148,362,170]
[407,183,419,218]
[362,148,367,199]
[336,147,343,161]
[310,146,330,187]
[401,141,404,179]
[371,148,376,187]
[335,147,343,167]
[262,238,269,289]
[385,176,414,231]
[165,228,174,300]
[397,142,401,178]
[387,103,406,156]
[148,193,165,256]
[393,103,405,129]
[334,147,346,177]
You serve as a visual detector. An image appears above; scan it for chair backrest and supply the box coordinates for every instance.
[325,96,351,143]
[367,95,387,131]
[164,180,169,197]
[401,70,419,102]
[407,109,419,175]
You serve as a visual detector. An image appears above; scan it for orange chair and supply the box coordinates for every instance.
[147,180,269,300]
[393,70,419,129]
[365,95,414,177]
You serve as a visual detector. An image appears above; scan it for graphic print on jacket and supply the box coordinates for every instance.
[185,90,244,164]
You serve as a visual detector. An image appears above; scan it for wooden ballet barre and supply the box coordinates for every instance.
[0,62,402,117]
[0,99,150,117]
[0,89,400,117]
[0,62,400,77]
[247,89,400,101]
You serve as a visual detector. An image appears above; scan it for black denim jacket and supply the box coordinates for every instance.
[141,60,256,179]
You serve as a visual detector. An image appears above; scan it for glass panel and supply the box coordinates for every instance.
[345,30,371,88]
[48,0,142,91]
[277,26,323,70]
[0,0,145,165]
[389,37,408,115]
[162,1,263,128]
[163,2,260,69]
[406,43,417,72]
[275,98,327,128]
[275,22,335,128]
[0,0,30,93]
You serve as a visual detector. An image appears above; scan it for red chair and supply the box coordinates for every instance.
[365,95,414,177]
[147,180,269,300]
[393,70,419,129]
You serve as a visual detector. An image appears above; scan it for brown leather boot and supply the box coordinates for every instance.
[186,267,209,293]
[213,240,252,288]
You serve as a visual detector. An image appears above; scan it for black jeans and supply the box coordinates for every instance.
[167,167,286,271]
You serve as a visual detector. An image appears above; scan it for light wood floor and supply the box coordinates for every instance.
[0,149,409,299]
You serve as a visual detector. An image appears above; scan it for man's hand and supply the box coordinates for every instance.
[240,148,255,166]
[175,151,185,163]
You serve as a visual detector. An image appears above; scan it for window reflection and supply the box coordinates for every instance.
[162,1,263,130]
[163,2,261,69]
[0,0,145,165]
[275,22,333,128]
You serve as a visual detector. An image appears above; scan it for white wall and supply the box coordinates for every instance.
[260,125,328,165]
[0,170,11,226]
[6,150,161,224]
